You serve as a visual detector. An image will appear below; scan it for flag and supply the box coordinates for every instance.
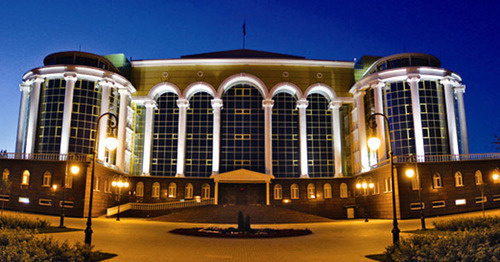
[243,20,246,36]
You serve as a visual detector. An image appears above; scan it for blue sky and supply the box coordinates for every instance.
[0,0,498,153]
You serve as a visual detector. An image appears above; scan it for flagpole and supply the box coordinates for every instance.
[242,20,246,49]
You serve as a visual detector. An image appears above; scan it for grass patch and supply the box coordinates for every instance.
[36,226,83,234]
[0,214,50,230]
[433,216,499,231]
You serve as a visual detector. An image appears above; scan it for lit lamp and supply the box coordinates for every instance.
[368,113,400,245]
[85,112,118,246]
[112,177,130,221]
[59,162,80,228]
[356,180,374,222]
[405,154,426,230]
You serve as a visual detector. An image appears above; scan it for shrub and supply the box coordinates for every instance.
[237,211,244,231]
[386,226,500,261]
[0,228,92,261]
[433,216,499,231]
[0,214,50,230]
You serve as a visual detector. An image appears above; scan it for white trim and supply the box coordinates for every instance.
[131,58,354,68]
[184,81,216,100]
[218,73,268,98]
[304,83,336,101]
[148,82,182,100]
[269,82,303,99]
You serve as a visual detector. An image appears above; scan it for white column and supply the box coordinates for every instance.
[355,90,369,172]
[116,89,129,170]
[440,77,460,155]
[97,80,113,161]
[16,83,31,154]
[25,76,44,154]
[211,99,223,175]
[263,99,274,175]
[329,101,343,177]
[372,81,387,160]
[408,76,425,157]
[59,73,78,156]
[296,99,309,178]
[176,98,189,177]
[142,101,156,175]
[454,85,469,154]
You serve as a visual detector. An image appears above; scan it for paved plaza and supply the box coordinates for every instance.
[9,209,500,261]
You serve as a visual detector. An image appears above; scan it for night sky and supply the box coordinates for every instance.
[0,0,498,153]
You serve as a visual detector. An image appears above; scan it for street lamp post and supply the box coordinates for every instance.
[112,177,130,221]
[356,181,374,222]
[59,158,80,228]
[405,154,426,230]
[84,112,118,246]
[368,112,400,245]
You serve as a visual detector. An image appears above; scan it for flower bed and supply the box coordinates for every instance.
[170,227,312,238]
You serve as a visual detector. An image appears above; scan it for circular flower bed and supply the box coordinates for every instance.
[170,227,312,238]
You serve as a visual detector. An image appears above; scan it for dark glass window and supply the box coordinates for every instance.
[220,84,265,173]
[419,81,449,155]
[185,92,213,177]
[306,94,334,177]
[131,104,145,176]
[272,93,299,177]
[151,93,179,176]
[385,82,415,156]
[69,80,100,154]
[37,79,66,153]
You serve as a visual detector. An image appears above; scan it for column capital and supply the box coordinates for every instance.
[454,85,466,93]
[354,89,366,97]
[30,75,45,84]
[63,72,78,82]
[177,98,189,108]
[98,78,114,88]
[407,75,421,83]
[440,76,459,87]
[211,98,223,109]
[117,88,130,97]
[262,99,274,108]
[328,101,342,110]
[19,83,31,92]
[144,100,157,108]
[296,99,309,108]
[370,80,386,89]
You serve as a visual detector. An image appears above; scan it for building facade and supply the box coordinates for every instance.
[1,49,498,218]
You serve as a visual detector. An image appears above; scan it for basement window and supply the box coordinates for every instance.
[38,199,52,206]
[432,200,445,208]
[410,202,425,210]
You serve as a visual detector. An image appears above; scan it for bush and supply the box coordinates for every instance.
[386,226,500,261]
[0,214,50,230]
[433,216,499,231]
[0,228,92,261]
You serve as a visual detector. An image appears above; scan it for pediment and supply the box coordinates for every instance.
[210,169,274,183]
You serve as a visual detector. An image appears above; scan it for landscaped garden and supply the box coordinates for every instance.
[0,214,111,261]
[384,216,500,261]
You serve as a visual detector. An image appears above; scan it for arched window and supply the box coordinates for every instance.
[273,184,282,200]
[323,183,332,199]
[185,183,193,199]
[21,170,30,185]
[433,173,442,188]
[152,182,160,198]
[136,182,144,197]
[152,92,179,177]
[201,183,210,199]
[2,169,9,181]
[42,172,52,187]
[454,172,464,187]
[340,183,348,198]
[291,184,299,199]
[411,177,420,191]
[307,183,316,199]
[475,170,483,185]
[168,182,177,198]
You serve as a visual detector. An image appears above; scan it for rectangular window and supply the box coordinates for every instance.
[234,134,251,140]
[19,197,30,204]
[493,194,500,201]
[475,196,487,203]
[38,199,52,206]
[410,202,425,210]
[235,109,251,115]
[432,200,446,208]
[59,201,74,208]
[0,195,9,202]
[455,199,466,206]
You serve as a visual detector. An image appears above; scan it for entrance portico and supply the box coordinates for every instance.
[210,169,275,206]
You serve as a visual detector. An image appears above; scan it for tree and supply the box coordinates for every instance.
[0,178,12,215]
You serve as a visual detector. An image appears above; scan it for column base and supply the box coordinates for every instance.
[300,174,310,178]
[176,173,185,178]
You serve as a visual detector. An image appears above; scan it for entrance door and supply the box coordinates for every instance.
[219,184,265,206]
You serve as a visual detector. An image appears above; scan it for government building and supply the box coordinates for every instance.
[0,49,498,219]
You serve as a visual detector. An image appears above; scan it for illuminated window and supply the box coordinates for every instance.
[272,93,299,177]
[273,184,282,200]
[385,177,393,192]
[2,169,9,180]
[42,172,52,187]
[21,170,30,185]
[185,183,193,199]
[454,172,464,187]
[475,170,483,185]
[340,183,348,198]
[291,184,299,199]
[323,183,332,199]
[307,183,316,199]
[152,182,160,198]
[201,183,210,199]
[136,182,144,197]
[433,173,442,188]
[168,182,177,198]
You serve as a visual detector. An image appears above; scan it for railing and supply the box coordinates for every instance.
[0,153,89,162]
[394,153,500,163]
[106,198,215,216]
